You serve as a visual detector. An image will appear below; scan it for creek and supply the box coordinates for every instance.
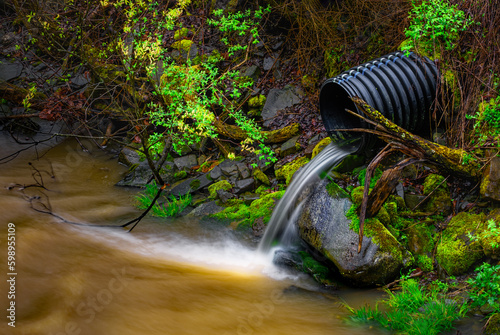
[0,133,387,335]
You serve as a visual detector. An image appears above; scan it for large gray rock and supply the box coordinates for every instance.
[174,154,197,170]
[187,201,225,217]
[0,61,22,81]
[169,173,213,197]
[262,86,301,127]
[297,179,412,286]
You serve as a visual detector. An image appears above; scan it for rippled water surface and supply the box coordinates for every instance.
[0,134,391,335]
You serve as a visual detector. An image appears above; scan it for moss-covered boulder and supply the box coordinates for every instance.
[311,137,331,159]
[481,156,500,202]
[208,180,232,199]
[422,174,452,215]
[275,156,310,185]
[485,313,500,335]
[297,178,412,286]
[253,167,271,186]
[436,212,485,276]
[211,190,285,229]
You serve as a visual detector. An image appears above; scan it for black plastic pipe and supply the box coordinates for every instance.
[320,51,439,152]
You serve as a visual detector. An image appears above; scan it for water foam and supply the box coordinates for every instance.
[258,142,356,253]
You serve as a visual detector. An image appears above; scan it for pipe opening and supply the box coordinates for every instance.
[320,81,364,150]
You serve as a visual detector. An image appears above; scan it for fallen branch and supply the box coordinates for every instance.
[213,120,300,144]
[351,97,481,180]
[348,97,481,253]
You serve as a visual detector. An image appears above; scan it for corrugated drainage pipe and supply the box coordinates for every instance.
[320,51,439,152]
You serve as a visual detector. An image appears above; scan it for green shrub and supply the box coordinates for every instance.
[402,0,473,55]
[467,262,500,313]
[135,182,192,217]
[346,278,468,335]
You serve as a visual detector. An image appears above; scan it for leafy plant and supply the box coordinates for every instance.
[402,0,473,55]
[467,219,500,249]
[467,95,500,149]
[467,262,500,313]
[22,84,38,111]
[135,182,192,217]
[346,278,468,335]
[111,0,275,166]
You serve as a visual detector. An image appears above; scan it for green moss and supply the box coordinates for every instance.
[174,27,191,40]
[174,170,187,180]
[253,168,271,186]
[485,313,500,335]
[189,179,201,190]
[298,251,331,284]
[301,74,316,91]
[311,138,331,159]
[208,180,232,199]
[358,167,383,188]
[255,185,271,195]
[211,191,285,228]
[423,174,447,195]
[326,181,349,198]
[351,186,367,206]
[416,254,434,272]
[275,156,310,185]
[171,39,193,52]
[248,95,266,108]
[376,206,391,226]
[346,203,407,264]
[422,174,452,214]
[436,212,486,276]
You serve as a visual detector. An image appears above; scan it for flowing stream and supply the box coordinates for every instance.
[0,133,390,335]
[258,142,356,252]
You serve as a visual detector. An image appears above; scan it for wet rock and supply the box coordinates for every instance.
[169,173,213,197]
[187,200,225,217]
[209,165,222,180]
[0,61,22,81]
[480,156,500,202]
[70,73,91,88]
[118,147,141,166]
[262,86,301,127]
[280,135,300,157]
[297,178,411,286]
[219,159,239,176]
[241,193,260,206]
[236,162,250,179]
[174,154,197,171]
[273,249,302,268]
[216,189,236,203]
[404,193,426,211]
[242,65,261,82]
[235,178,255,194]
[116,164,151,187]
[263,55,277,71]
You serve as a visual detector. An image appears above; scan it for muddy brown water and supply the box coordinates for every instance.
[0,133,478,335]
